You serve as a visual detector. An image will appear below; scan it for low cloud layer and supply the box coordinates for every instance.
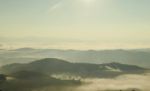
[74,73,150,91]
[17,73,150,91]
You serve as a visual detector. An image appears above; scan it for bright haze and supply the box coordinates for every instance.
[0,0,150,50]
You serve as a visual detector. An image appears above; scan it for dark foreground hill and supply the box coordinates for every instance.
[0,70,80,91]
[0,58,149,91]
[0,58,148,78]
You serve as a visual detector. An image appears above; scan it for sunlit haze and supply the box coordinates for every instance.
[0,0,150,50]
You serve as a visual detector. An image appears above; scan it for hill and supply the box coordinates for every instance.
[0,48,150,68]
[0,58,147,78]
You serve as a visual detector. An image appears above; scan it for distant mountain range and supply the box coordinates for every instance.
[0,48,150,68]
[0,58,148,78]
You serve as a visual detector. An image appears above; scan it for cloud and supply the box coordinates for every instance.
[74,73,150,91]
[30,73,150,91]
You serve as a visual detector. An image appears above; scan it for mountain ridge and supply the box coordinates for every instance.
[1,48,150,68]
[0,58,148,78]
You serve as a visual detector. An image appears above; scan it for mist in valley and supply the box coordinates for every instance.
[2,73,149,91]
[39,74,150,91]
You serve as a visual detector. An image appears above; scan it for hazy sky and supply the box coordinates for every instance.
[0,0,150,50]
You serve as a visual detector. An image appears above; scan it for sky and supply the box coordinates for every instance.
[0,0,150,50]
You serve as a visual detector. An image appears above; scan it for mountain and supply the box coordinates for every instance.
[0,59,82,91]
[12,48,36,52]
[9,70,80,85]
[0,74,6,84]
[0,48,150,68]
[0,58,148,78]
[0,58,148,91]
[0,70,80,91]
[132,48,150,52]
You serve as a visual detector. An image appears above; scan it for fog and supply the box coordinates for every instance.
[27,73,150,91]
[74,73,150,91]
